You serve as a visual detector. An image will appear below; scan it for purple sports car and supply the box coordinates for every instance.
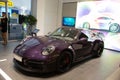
[13,27,104,73]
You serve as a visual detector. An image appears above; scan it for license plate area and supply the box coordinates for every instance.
[13,54,22,62]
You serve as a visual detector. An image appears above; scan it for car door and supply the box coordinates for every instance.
[72,32,92,59]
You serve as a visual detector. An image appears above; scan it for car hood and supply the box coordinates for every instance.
[14,36,69,60]
[38,36,69,45]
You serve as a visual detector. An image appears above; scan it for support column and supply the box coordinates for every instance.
[57,0,63,27]
[31,0,62,35]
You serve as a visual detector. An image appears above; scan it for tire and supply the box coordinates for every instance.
[83,22,90,29]
[109,23,120,32]
[92,41,104,57]
[57,51,72,73]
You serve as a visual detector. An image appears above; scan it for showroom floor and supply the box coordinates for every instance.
[0,41,120,80]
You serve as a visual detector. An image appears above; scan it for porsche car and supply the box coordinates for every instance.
[77,13,120,33]
[76,1,120,33]
[13,27,104,73]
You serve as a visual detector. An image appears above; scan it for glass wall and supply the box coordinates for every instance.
[0,0,31,41]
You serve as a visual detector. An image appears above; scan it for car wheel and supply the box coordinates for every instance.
[57,51,72,73]
[93,41,104,57]
[83,22,90,29]
[109,23,120,32]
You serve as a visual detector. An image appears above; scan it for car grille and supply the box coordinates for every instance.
[24,59,44,68]
[16,58,44,70]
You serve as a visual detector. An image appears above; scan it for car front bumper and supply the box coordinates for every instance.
[13,58,57,73]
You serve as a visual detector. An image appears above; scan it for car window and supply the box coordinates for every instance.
[97,17,113,20]
[49,28,78,41]
[79,32,88,39]
[81,30,93,38]
[65,29,78,39]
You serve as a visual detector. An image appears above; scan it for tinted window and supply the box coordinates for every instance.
[49,28,78,40]
[79,32,88,39]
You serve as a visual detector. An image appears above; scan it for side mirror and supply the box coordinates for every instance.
[31,29,40,36]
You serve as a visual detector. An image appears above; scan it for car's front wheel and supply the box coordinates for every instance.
[57,51,72,73]
[83,22,90,29]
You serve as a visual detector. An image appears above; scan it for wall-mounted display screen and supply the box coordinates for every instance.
[76,0,120,51]
[62,17,76,27]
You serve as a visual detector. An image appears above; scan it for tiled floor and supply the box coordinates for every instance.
[0,41,120,80]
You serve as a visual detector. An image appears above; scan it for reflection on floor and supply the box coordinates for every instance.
[106,68,120,80]
[0,41,120,80]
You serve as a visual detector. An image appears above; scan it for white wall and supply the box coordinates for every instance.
[36,0,45,35]
[31,0,60,35]
[62,2,77,17]
[44,0,59,35]
[31,0,37,19]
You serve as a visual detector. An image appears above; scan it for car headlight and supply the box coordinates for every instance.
[42,45,55,55]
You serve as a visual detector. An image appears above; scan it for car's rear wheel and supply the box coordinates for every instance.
[92,41,104,57]
[109,23,120,32]
[57,51,72,73]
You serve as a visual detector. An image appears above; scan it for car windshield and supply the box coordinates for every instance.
[97,17,113,20]
[49,27,78,41]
